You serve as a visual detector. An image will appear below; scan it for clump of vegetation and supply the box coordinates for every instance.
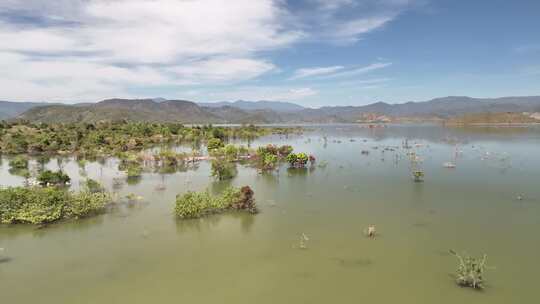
[207,138,224,151]
[210,159,237,180]
[126,165,143,178]
[37,170,71,186]
[449,250,489,289]
[254,144,294,171]
[84,178,105,193]
[174,186,257,219]
[286,152,311,168]
[0,186,111,225]
[0,121,298,157]
[412,170,424,182]
[9,155,28,169]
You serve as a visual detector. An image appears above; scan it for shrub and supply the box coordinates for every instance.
[262,153,278,170]
[174,191,216,219]
[0,186,110,225]
[210,159,237,180]
[174,186,257,219]
[37,170,71,186]
[65,191,110,219]
[287,152,309,168]
[207,138,224,151]
[126,165,143,178]
[84,178,105,193]
[223,144,239,161]
[9,155,28,169]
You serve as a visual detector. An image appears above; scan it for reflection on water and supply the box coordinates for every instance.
[1,124,540,304]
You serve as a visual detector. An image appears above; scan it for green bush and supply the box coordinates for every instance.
[174,191,217,219]
[37,170,71,186]
[207,138,224,151]
[65,191,110,219]
[174,186,257,219]
[210,159,237,180]
[84,178,105,193]
[9,155,28,169]
[126,165,143,178]
[287,152,309,168]
[0,186,110,225]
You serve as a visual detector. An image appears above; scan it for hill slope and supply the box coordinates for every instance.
[12,96,540,123]
[0,101,53,119]
[199,100,305,112]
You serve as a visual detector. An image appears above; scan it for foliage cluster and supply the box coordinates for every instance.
[0,186,110,224]
[255,144,293,170]
[0,121,295,156]
[210,159,237,180]
[37,170,71,186]
[174,186,257,219]
[286,152,315,168]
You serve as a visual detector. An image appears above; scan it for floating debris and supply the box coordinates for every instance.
[361,150,370,155]
[298,233,309,249]
[443,162,456,169]
[365,225,376,238]
[154,184,166,191]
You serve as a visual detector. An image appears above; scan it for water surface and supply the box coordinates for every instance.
[1,125,540,303]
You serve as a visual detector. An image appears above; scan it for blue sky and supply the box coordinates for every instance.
[0,0,539,107]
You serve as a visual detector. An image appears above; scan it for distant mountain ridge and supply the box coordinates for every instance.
[0,100,54,120]
[6,95,540,123]
[198,100,306,112]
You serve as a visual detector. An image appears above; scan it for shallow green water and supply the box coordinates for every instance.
[1,125,540,303]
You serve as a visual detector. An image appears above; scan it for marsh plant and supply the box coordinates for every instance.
[449,250,489,289]
[9,155,28,169]
[210,159,237,180]
[0,186,111,225]
[37,170,71,186]
[175,186,257,219]
[286,152,310,168]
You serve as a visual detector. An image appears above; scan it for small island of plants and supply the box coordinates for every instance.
[0,183,111,225]
[175,186,257,219]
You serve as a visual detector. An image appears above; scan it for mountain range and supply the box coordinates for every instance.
[3,96,540,124]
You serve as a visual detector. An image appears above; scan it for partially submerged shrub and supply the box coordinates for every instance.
[175,186,257,219]
[37,170,71,186]
[9,155,28,169]
[210,159,237,180]
[207,138,224,151]
[65,191,110,219]
[0,186,110,224]
[287,152,310,168]
[254,144,297,171]
[84,178,105,193]
[450,250,489,289]
[126,165,143,178]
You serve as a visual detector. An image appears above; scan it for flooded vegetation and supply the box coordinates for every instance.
[1,124,540,303]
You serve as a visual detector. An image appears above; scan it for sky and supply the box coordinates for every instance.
[0,0,539,107]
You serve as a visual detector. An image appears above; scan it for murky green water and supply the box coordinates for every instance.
[1,125,540,303]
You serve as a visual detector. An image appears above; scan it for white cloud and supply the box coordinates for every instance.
[0,0,411,101]
[320,62,392,79]
[168,58,275,84]
[289,66,344,80]
[332,16,394,43]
